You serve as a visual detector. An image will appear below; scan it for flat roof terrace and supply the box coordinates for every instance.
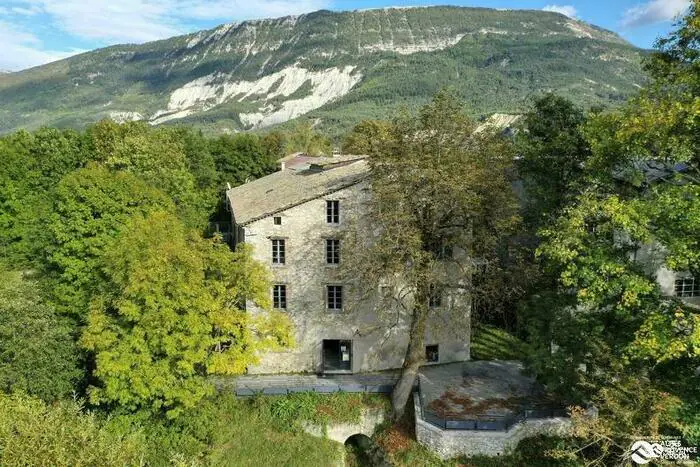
[417,360,564,430]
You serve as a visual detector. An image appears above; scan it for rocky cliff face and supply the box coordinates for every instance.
[0,7,645,135]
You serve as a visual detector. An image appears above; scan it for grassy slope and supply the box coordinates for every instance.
[471,324,531,361]
[205,393,389,466]
[206,396,343,467]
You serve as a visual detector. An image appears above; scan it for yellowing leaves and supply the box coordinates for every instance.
[81,210,293,417]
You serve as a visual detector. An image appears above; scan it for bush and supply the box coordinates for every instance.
[0,393,143,467]
[0,271,81,401]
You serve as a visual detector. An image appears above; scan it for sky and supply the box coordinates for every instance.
[0,0,691,72]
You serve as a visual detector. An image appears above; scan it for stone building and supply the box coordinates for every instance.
[614,161,700,308]
[226,154,470,375]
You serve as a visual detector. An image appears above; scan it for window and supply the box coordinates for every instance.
[675,277,700,297]
[327,285,343,310]
[326,200,339,224]
[429,284,442,307]
[426,345,439,363]
[273,285,287,309]
[271,239,285,264]
[273,216,282,225]
[326,239,340,264]
[437,244,453,260]
[379,285,393,298]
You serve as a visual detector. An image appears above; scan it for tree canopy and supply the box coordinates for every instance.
[346,91,520,417]
[0,271,81,402]
[81,210,292,417]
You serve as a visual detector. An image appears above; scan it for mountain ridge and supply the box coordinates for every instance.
[0,6,645,136]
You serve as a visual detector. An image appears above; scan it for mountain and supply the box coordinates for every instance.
[0,6,645,137]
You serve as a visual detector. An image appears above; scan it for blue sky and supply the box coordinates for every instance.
[0,0,691,71]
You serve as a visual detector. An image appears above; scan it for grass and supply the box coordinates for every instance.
[207,392,389,466]
[206,394,344,467]
[256,391,390,430]
[470,324,531,361]
[104,392,390,466]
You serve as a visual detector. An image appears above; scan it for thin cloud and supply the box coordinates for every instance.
[1,0,329,70]
[0,21,84,71]
[542,4,578,19]
[621,0,690,28]
[12,0,329,43]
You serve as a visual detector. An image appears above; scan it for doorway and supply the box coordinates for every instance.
[322,339,352,373]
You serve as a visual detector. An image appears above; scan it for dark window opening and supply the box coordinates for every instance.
[273,284,287,309]
[326,239,340,264]
[272,239,285,264]
[323,339,352,372]
[437,244,453,260]
[426,345,439,363]
[327,285,343,310]
[675,277,700,297]
[273,216,282,225]
[326,200,340,224]
[429,284,442,307]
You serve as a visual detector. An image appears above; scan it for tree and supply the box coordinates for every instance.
[48,165,173,319]
[260,130,288,160]
[0,128,90,268]
[526,4,700,459]
[209,133,277,187]
[341,120,393,156]
[81,211,292,418]
[285,121,332,156]
[0,393,144,466]
[85,120,212,227]
[0,271,81,402]
[516,94,590,229]
[346,91,520,418]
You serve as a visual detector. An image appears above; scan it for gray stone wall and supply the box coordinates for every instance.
[413,393,572,459]
[634,241,700,307]
[239,180,470,374]
[301,407,386,443]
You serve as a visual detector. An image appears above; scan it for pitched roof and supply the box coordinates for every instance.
[226,156,369,225]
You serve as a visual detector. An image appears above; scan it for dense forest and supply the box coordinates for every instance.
[0,2,698,466]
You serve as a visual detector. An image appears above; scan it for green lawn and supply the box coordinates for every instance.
[206,395,343,467]
[470,324,531,361]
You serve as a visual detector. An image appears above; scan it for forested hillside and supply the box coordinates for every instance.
[0,6,645,136]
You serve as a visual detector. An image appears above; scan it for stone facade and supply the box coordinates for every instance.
[633,240,700,308]
[413,393,571,459]
[227,157,470,375]
[301,407,386,443]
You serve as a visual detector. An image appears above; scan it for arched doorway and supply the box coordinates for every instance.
[344,434,391,467]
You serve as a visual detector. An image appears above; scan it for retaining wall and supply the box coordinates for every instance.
[413,393,572,458]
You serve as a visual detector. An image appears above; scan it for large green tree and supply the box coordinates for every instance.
[347,91,520,418]
[284,122,332,156]
[524,2,700,461]
[81,210,292,418]
[209,133,277,187]
[516,94,591,229]
[0,128,90,268]
[0,271,81,402]
[85,120,212,227]
[48,165,173,319]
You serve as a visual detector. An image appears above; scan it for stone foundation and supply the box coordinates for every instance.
[301,407,386,444]
[413,393,571,459]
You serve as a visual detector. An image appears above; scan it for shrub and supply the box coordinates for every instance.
[0,393,143,467]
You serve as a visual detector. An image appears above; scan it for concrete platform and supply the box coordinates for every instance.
[418,360,547,420]
[212,370,400,396]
